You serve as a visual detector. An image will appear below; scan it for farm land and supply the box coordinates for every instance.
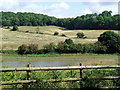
[1,26,119,66]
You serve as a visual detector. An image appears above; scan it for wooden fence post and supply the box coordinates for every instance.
[27,64,31,90]
[80,63,83,88]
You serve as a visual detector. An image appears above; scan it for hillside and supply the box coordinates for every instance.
[1,11,120,30]
[2,26,118,50]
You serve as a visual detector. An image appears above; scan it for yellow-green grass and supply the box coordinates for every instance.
[2,54,119,66]
[2,26,119,50]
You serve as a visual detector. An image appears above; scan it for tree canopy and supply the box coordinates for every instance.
[1,10,120,30]
[98,31,120,53]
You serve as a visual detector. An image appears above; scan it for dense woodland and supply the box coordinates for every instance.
[1,11,120,30]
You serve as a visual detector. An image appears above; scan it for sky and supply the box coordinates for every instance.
[0,0,120,18]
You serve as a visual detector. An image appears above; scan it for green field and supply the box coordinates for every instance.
[1,26,119,66]
[2,26,119,50]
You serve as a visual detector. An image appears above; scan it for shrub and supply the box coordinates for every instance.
[64,39,74,45]
[39,32,44,34]
[76,32,85,38]
[94,42,107,54]
[28,44,38,54]
[54,32,59,35]
[82,44,95,53]
[98,31,120,53]
[43,43,56,53]
[11,25,18,31]
[75,44,84,53]
[25,31,29,33]
[17,44,38,54]
[61,34,66,37]
[36,49,47,54]
[56,41,65,53]
[17,44,28,55]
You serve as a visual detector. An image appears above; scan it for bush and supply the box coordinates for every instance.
[56,41,65,53]
[25,31,29,33]
[54,32,59,35]
[11,25,18,31]
[61,34,66,37]
[28,44,38,54]
[17,44,38,54]
[64,39,73,45]
[43,43,56,53]
[39,32,44,34]
[94,42,107,54]
[82,44,95,53]
[76,32,85,38]
[98,31,120,53]
[17,44,28,55]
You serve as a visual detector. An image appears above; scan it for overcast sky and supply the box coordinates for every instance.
[0,0,119,18]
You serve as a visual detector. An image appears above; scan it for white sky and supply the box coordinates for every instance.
[0,0,119,18]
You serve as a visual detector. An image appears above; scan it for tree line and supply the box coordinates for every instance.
[17,31,120,55]
[1,11,120,30]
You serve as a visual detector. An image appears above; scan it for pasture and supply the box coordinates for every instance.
[1,26,119,67]
[2,26,119,50]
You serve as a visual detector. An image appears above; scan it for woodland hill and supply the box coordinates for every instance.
[1,11,120,30]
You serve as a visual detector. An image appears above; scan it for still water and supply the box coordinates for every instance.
[2,60,81,68]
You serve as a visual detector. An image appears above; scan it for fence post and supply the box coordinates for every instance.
[27,64,31,90]
[80,63,83,88]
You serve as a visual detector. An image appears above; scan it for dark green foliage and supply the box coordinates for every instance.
[61,34,66,37]
[11,25,18,31]
[76,32,85,38]
[1,11,120,30]
[54,32,59,35]
[17,44,28,55]
[1,12,57,26]
[98,31,120,53]
[64,39,74,44]
[56,41,65,53]
[28,44,38,54]
[17,40,110,55]
[36,49,48,54]
[43,43,56,53]
[25,31,29,33]
[56,41,107,54]
[39,32,44,34]
[17,44,38,55]
[94,42,107,54]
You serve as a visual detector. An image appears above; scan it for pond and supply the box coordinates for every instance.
[2,54,117,68]
[2,60,81,68]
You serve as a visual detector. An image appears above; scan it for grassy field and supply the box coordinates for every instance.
[2,53,119,66]
[2,26,119,50]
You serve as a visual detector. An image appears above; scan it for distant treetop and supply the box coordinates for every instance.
[1,11,120,30]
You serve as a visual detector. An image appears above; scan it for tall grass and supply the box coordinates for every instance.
[1,65,120,89]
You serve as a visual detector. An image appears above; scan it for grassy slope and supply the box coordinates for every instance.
[2,26,119,50]
[2,26,119,66]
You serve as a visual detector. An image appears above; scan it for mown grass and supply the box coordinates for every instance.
[2,26,119,50]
